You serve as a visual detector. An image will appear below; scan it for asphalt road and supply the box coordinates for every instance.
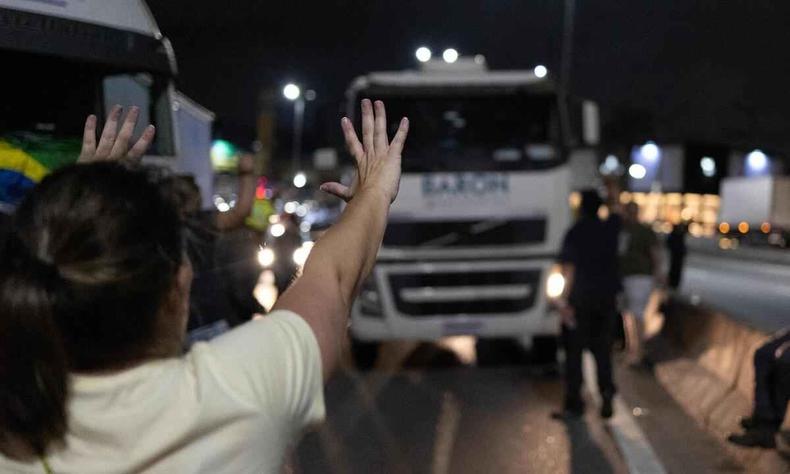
[291,342,738,474]
[682,252,790,333]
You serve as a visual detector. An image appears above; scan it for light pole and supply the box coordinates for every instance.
[282,83,304,173]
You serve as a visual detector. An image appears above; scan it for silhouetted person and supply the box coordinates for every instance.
[554,188,622,419]
[729,328,790,448]
[666,223,687,290]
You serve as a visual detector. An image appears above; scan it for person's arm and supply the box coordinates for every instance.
[273,99,409,380]
[556,263,577,328]
[555,229,577,328]
[216,153,256,231]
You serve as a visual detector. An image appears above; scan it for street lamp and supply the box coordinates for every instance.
[283,83,300,101]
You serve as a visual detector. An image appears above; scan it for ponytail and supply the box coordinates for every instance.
[0,233,68,459]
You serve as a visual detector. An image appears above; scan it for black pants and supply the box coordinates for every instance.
[753,329,790,429]
[562,297,618,407]
[668,253,685,289]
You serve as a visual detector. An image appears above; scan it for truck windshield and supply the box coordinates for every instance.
[359,92,559,172]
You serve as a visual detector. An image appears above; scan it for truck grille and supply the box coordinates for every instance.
[389,269,541,316]
[383,218,546,247]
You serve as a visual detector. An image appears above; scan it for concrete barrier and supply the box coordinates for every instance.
[648,298,789,472]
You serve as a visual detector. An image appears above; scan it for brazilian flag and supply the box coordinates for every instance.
[0,133,80,208]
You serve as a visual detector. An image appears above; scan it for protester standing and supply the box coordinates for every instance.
[619,202,663,367]
[554,188,622,419]
[162,154,260,344]
[666,223,687,290]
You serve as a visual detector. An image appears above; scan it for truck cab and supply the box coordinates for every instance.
[0,1,213,210]
[345,57,599,361]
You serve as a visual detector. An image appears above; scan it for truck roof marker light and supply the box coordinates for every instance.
[442,48,459,63]
[415,47,432,62]
[534,65,548,78]
[738,221,749,234]
[629,163,647,180]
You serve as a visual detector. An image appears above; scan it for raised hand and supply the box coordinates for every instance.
[78,105,156,164]
[320,99,408,203]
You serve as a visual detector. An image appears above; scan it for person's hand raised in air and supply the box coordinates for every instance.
[320,99,408,203]
[78,105,156,164]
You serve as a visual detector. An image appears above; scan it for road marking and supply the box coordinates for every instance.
[431,392,462,474]
[583,354,667,474]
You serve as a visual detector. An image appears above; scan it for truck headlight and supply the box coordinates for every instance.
[546,270,565,299]
[257,247,276,267]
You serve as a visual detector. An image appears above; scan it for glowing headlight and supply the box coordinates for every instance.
[292,241,314,267]
[546,271,566,299]
[257,247,276,267]
[270,223,285,237]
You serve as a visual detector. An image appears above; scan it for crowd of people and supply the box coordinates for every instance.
[0,100,409,472]
[552,180,789,453]
[0,100,786,471]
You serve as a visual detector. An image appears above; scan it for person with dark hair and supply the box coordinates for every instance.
[553,186,623,419]
[0,100,409,472]
[728,328,790,448]
[162,153,261,343]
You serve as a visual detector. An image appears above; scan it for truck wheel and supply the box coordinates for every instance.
[350,337,380,370]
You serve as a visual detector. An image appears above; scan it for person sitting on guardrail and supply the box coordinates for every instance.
[728,328,790,449]
[0,100,409,472]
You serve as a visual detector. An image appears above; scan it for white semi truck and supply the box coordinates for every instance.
[345,57,600,364]
[0,0,214,208]
[718,176,790,248]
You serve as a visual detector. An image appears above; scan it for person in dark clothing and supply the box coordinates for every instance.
[554,188,622,419]
[162,155,261,345]
[666,223,687,290]
[728,328,790,448]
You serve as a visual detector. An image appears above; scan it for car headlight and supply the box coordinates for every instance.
[546,270,565,299]
[292,241,314,267]
[257,247,276,267]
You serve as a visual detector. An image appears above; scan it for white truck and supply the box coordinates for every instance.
[719,176,790,248]
[0,0,214,208]
[345,57,600,365]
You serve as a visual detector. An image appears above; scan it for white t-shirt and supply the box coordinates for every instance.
[0,310,325,474]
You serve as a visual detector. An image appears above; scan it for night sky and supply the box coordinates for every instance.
[147,0,790,159]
